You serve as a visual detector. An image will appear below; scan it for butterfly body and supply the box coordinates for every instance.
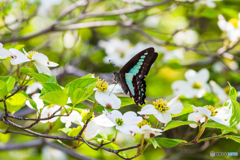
[113,47,158,105]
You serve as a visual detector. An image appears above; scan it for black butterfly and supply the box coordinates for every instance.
[113,47,158,105]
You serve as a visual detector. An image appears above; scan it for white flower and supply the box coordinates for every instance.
[26,93,61,123]
[139,125,162,138]
[105,110,142,134]
[60,111,84,128]
[84,114,115,139]
[38,0,62,17]
[99,38,132,67]
[26,93,44,110]
[171,68,210,98]
[218,14,240,42]
[209,81,228,103]
[188,106,230,128]
[26,82,43,94]
[23,49,58,76]
[42,146,67,160]
[40,105,61,123]
[94,80,122,109]
[138,96,183,124]
[173,29,199,46]
[163,48,185,62]
[0,47,30,65]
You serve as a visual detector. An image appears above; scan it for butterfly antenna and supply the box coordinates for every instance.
[109,59,116,71]
[109,83,117,96]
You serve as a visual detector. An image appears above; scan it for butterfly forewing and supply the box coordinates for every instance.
[117,47,158,105]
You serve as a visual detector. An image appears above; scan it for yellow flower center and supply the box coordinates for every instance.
[153,99,169,113]
[192,81,202,89]
[137,120,151,128]
[47,104,54,108]
[228,18,238,28]
[27,51,38,59]
[204,105,217,116]
[115,118,124,126]
[96,80,108,92]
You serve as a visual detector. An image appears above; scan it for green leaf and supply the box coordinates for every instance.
[202,122,237,134]
[93,105,105,114]
[82,110,94,122]
[20,66,35,74]
[1,76,15,93]
[68,126,82,137]
[146,138,160,149]
[0,93,26,113]
[172,104,193,117]
[155,138,186,148]
[28,73,50,83]
[59,128,72,134]
[96,139,127,158]
[81,74,95,79]
[65,77,98,99]
[164,120,199,131]
[28,99,38,111]
[0,80,7,96]
[72,86,95,105]
[119,97,135,106]
[40,91,68,106]
[74,103,90,109]
[225,135,240,143]
[47,75,58,83]
[225,83,240,126]
[95,133,108,140]
[42,83,62,94]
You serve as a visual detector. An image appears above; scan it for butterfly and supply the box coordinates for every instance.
[113,47,158,105]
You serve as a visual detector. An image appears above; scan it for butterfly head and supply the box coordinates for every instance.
[112,71,119,83]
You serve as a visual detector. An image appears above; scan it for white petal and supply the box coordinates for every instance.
[26,82,43,94]
[168,96,183,114]
[9,49,30,65]
[210,116,230,126]
[153,112,166,123]
[47,61,59,67]
[65,121,72,128]
[32,53,48,63]
[84,121,100,139]
[215,107,231,120]
[139,125,151,134]
[93,114,115,127]
[95,91,121,109]
[116,124,140,134]
[171,80,194,98]
[209,81,228,103]
[0,48,11,59]
[197,107,212,117]
[185,69,197,84]
[188,112,204,128]
[195,68,210,84]
[137,105,158,115]
[34,62,52,76]
[106,84,123,93]
[161,112,172,124]
[123,111,142,124]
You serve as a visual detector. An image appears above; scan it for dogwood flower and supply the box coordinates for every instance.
[26,93,44,110]
[218,14,240,42]
[23,49,58,76]
[171,68,210,98]
[0,46,30,65]
[99,38,133,67]
[60,111,84,128]
[188,105,230,128]
[84,114,115,139]
[94,80,122,109]
[163,48,185,62]
[138,96,183,124]
[104,110,142,134]
[137,120,162,138]
[173,29,199,46]
[26,82,43,94]
[209,81,228,103]
[26,93,61,123]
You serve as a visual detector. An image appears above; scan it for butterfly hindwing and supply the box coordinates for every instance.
[117,47,158,105]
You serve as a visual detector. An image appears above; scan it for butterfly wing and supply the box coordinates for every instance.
[119,47,158,105]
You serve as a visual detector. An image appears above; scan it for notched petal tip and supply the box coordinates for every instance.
[106,103,112,109]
